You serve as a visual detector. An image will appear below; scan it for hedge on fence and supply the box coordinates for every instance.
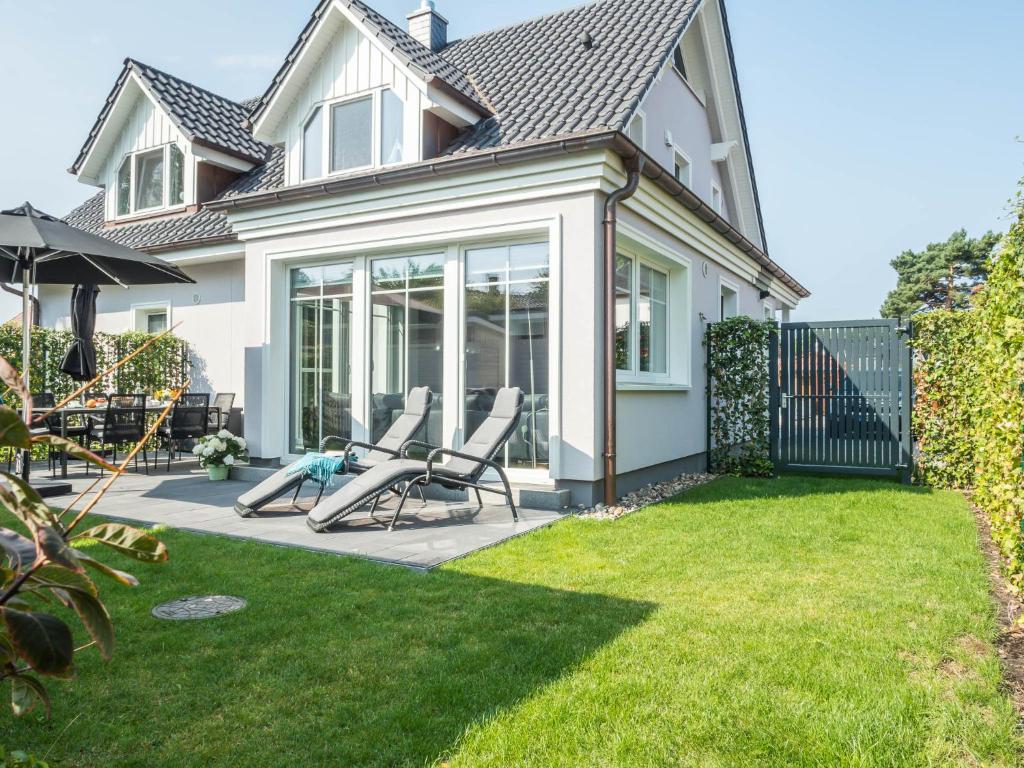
[914,184,1024,585]
[0,325,190,405]
[705,317,776,477]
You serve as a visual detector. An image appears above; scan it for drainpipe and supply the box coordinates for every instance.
[602,154,644,507]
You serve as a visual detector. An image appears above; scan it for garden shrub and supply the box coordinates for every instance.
[705,317,776,477]
[914,184,1024,585]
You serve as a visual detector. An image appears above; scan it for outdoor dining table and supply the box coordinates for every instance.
[26,403,223,478]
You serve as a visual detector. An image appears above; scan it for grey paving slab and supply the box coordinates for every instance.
[54,464,567,570]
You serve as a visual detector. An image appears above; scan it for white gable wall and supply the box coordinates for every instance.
[271,14,428,186]
[97,79,195,220]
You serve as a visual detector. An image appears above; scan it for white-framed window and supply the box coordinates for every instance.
[719,279,739,320]
[115,143,186,218]
[673,148,692,187]
[763,302,778,322]
[300,88,406,182]
[711,182,723,214]
[615,252,670,377]
[131,303,171,334]
[627,111,646,149]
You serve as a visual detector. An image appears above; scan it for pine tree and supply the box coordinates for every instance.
[880,229,1001,318]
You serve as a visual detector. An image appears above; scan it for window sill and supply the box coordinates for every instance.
[616,382,692,393]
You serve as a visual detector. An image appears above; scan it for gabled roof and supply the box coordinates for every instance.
[441,0,699,153]
[69,59,270,175]
[247,0,489,132]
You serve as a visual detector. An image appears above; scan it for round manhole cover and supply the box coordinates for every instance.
[152,595,247,621]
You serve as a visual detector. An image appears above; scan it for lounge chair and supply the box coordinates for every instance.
[306,387,524,533]
[234,387,433,518]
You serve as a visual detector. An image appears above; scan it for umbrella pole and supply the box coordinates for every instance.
[20,268,30,482]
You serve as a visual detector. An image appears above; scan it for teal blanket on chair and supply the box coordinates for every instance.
[287,453,347,487]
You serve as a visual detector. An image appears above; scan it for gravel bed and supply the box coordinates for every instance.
[576,473,716,520]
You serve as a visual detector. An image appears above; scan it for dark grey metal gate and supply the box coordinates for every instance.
[769,320,912,481]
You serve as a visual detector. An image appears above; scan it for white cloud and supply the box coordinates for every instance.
[213,54,279,71]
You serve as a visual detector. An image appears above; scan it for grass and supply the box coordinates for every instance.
[3,476,1022,767]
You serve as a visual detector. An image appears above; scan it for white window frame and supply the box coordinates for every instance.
[114,143,186,220]
[627,110,647,149]
[711,182,723,214]
[719,277,740,320]
[299,87,406,183]
[130,302,172,334]
[615,239,688,388]
[762,301,776,322]
[672,145,692,188]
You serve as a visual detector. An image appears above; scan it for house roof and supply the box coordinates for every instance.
[63,0,806,297]
[69,59,270,175]
[441,0,699,152]
[247,0,489,131]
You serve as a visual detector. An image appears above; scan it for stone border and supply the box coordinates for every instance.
[576,473,717,520]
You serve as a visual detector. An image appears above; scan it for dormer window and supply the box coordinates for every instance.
[301,89,406,182]
[115,143,186,218]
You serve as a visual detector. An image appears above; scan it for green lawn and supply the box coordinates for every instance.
[4,477,1021,767]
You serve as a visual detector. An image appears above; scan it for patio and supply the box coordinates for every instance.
[53,463,567,570]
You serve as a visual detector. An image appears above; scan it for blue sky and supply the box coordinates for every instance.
[1,0,1021,321]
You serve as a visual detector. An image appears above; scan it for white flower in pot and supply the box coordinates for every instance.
[194,429,248,481]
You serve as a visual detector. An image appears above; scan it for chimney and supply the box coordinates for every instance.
[407,0,448,53]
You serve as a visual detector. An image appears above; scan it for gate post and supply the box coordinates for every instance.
[900,320,914,484]
[768,323,780,476]
[705,325,713,474]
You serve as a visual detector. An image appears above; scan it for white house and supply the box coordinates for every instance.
[44,0,809,505]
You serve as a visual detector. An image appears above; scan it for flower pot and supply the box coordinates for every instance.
[207,465,230,482]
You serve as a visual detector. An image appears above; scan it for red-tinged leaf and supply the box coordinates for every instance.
[0,607,74,678]
[10,673,50,717]
[0,631,14,664]
[30,564,98,598]
[0,527,37,569]
[64,590,114,661]
[78,555,139,587]
[34,527,83,573]
[31,434,119,473]
[73,524,167,564]
[0,407,30,450]
[1,474,58,528]
[0,357,28,401]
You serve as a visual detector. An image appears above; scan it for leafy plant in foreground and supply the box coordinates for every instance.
[0,346,178,717]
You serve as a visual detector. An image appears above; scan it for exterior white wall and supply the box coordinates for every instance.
[96,80,195,221]
[38,259,246,405]
[639,67,729,224]
[271,12,427,186]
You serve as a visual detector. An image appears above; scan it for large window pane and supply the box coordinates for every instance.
[615,254,632,371]
[117,157,131,216]
[464,242,550,469]
[639,264,668,374]
[302,107,323,181]
[331,97,373,172]
[134,149,164,210]
[290,264,353,453]
[370,255,444,447]
[380,89,404,165]
[169,144,184,205]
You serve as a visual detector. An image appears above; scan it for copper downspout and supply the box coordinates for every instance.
[602,154,644,506]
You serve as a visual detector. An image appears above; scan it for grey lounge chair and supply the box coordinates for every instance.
[234,387,433,518]
[307,387,524,533]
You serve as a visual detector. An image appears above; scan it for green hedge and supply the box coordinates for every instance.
[705,317,776,477]
[0,325,190,404]
[913,185,1024,585]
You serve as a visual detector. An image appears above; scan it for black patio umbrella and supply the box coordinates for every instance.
[0,202,195,483]
[60,283,101,382]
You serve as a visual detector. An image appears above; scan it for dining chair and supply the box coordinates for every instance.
[207,392,235,434]
[32,392,93,477]
[156,393,210,470]
[92,394,148,474]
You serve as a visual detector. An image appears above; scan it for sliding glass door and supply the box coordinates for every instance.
[289,264,353,453]
[464,242,550,469]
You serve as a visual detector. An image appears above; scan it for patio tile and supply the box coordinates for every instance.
[54,465,567,569]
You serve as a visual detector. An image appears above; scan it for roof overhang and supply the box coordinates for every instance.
[71,71,151,184]
[206,130,809,299]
